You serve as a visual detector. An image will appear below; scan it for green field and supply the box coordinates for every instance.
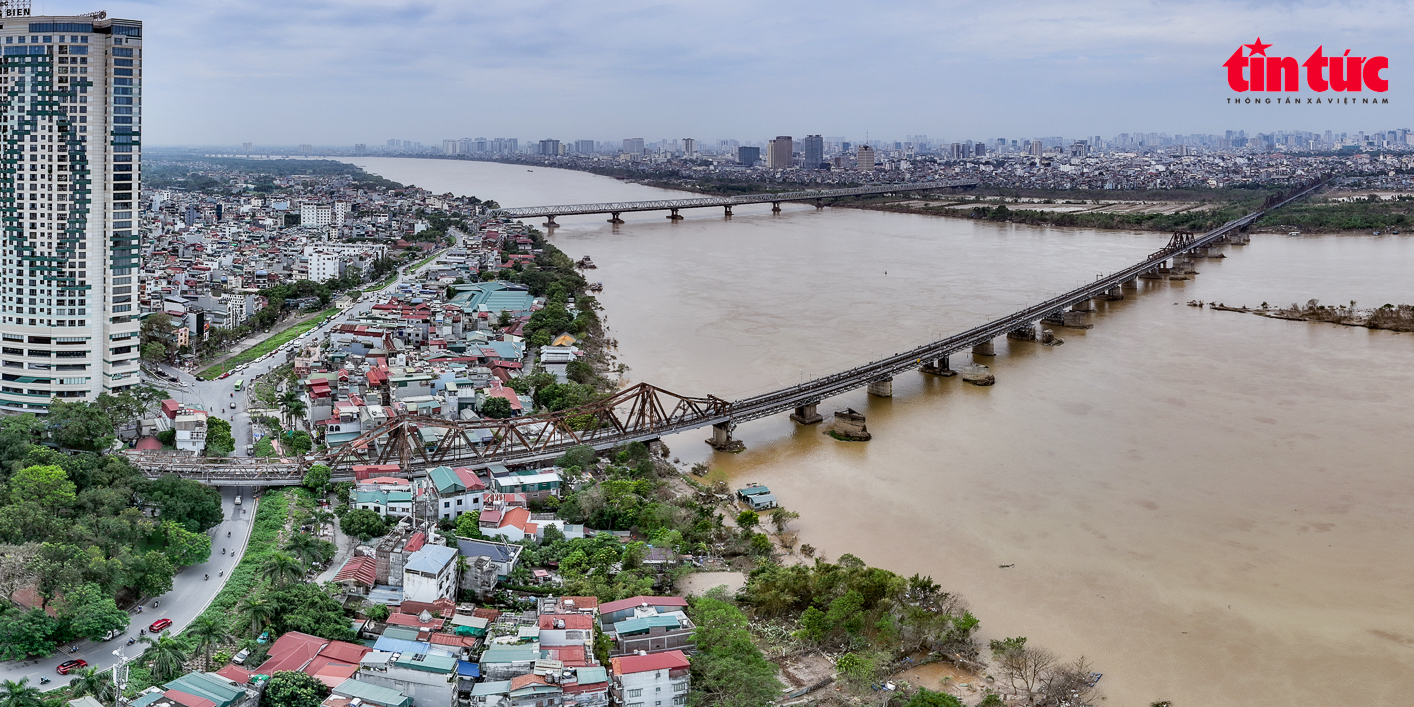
[198,307,342,379]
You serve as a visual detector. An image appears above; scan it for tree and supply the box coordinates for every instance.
[8,464,77,511]
[187,615,232,671]
[906,689,964,707]
[260,671,328,707]
[285,532,333,567]
[480,396,513,419]
[160,520,213,567]
[205,417,236,457]
[365,603,390,622]
[687,594,780,707]
[769,508,799,534]
[237,595,276,637]
[66,666,116,704]
[260,551,305,588]
[735,509,759,531]
[60,583,129,641]
[302,465,331,494]
[140,475,224,532]
[141,341,168,362]
[339,509,387,541]
[990,637,1056,705]
[46,401,116,451]
[95,385,167,426]
[0,610,59,661]
[139,632,189,682]
[267,583,355,640]
[454,511,484,539]
[125,550,176,599]
[0,678,42,707]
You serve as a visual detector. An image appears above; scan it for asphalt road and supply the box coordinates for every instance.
[3,488,256,690]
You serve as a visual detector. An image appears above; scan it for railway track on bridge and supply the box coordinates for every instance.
[125,176,1328,484]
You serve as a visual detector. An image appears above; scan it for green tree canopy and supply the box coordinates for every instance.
[302,465,331,494]
[60,583,129,641]
[205,417,236,458]
[480,396,513,419]
[8,464,77,511]
[140,475,224,533]
[687,594,781,707]
[454,511,484,539]
[159,520,212,567]
[267,583,355,641]
[45,401,115,452]
[339,508,387,541]
[260,671,328,707]
[906,689,965,707]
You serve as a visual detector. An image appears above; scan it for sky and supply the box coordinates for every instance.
[40,0,1414,146]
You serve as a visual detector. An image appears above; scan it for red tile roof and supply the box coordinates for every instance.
[599,596,689,615]
[318,640,372,665]
[509,673,550,692]
[386,612,445,630]
[611,649,691,675]
[164,689,215,707]
[334,556,377,588]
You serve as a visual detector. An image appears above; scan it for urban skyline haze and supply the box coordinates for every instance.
[70,0,1414,146]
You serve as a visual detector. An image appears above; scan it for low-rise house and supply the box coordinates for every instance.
[402,544,459,603]
[487,467,562,500]
[126,671,260,707]
[356,650,458,707]
[355,488,413,518]
[330,677,414,707]
[428,465,487,521]
[609,651,691,707]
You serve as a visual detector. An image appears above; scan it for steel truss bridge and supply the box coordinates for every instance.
[124,177,1328,486]
[493,180,979,222]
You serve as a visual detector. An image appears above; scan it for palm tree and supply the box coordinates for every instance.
[139,633,189,682]
[186,615,231,671]
[284,532,327,567]
[236,595,277,637]
[278,391,306,428]
[0,678,42,707]
[66,667,115,704]
[260,551,304,588]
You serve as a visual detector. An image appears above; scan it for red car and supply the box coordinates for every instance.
[149,618,173,632]
[57,659,87,675]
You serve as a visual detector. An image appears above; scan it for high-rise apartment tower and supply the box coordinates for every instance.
[0,11,143,412]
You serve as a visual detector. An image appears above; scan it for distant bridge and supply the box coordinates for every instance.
[124,177,1329,485]
[493,180,979,225]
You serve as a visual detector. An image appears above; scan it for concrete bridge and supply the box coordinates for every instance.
[124,177,1328,485]
[493,180,979,226]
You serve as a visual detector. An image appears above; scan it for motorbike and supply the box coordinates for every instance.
[221,548,226,555]
[38,677,50,685]
[204,574,209,581]
[135,606,142,613]
[69,646,79,654]
[227,531,231,538]
[126,638,136,646]
[152,600,158,608]
[218,570,224,577]
[139,629,145,636]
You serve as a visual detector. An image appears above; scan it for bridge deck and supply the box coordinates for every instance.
[127,178,1326,482]
[497,180,978,218]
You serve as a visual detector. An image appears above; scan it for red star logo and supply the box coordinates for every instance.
[1244,37,1272,56]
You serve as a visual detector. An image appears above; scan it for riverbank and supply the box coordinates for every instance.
[1193,299,1414,332]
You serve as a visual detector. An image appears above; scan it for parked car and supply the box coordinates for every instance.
[232,648,251,665]
[257,631,270,644]
[57,659,88,675]
[149,618,172,632]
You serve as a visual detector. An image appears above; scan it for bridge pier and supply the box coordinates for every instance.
[723,205,733,217]
[1106,286,1124,301]
[1070,298,1093,312]
[1204,245,1225,258]
[707,422,745,453]
[922,355,956,376]
[867,377,894,397]
[815,199,825,209]
[667,208,684,221]
[1007,324,1037,341]
[972,340,995,357]
[771,202,782,212]
[1061,310,1093,329]
[608,212,624,224]
[544,216,558,228]
[790,402,824,425]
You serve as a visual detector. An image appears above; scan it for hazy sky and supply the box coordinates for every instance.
[53,0,1414,146]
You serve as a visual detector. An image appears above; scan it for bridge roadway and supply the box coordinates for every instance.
[493,180,978,222]
[124,177,1326,485]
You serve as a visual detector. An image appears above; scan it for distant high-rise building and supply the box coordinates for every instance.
[0,12,146,405]
[538,139,560,156]
[1028,140,1043,157]
[974,143,986,157]
[299,144,313,156]
[442,139,459,154]
[574,140,595,155]
[682,138,696,156]
[802,135,824,169]
[387,139,399,148]
[623,138,645,155]
[354,144,367,155]
[856,145,876,171]
[767,136,793,169]
[242,142,253,154]
[737,146,761,166]
[949,143,962,159]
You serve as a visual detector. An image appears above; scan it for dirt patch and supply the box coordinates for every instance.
[778,652,836,689]
[890,659,986,699]
[677,571,746,597]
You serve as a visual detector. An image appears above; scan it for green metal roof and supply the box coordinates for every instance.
[393,652,457,674]
[163,671,248,707]
[615,615,684,635]
[332,678,413,707]
[479,644,540,663]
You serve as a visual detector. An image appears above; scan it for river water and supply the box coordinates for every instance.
[342,157,1414,706]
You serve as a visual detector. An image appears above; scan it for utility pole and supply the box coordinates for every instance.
[111,646,134,707]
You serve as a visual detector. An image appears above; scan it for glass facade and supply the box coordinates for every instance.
[0,16,141,411]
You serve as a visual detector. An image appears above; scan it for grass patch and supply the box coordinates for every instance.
[253,435,275,458]
[193,488,296,635]
[198,308,336,379]
[364,274,398,292]
[409,250,441,271]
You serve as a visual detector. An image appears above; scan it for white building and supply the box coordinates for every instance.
[307,251,343,283]
[0,14,145,410]
[609,650,690,707]
[299,202,333,227]
[173,409,208,453]
[402,544,459,603]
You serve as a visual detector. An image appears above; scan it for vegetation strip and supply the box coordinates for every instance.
[198,308,339,379]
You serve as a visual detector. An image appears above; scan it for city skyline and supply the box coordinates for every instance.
[87,0,1413,146]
